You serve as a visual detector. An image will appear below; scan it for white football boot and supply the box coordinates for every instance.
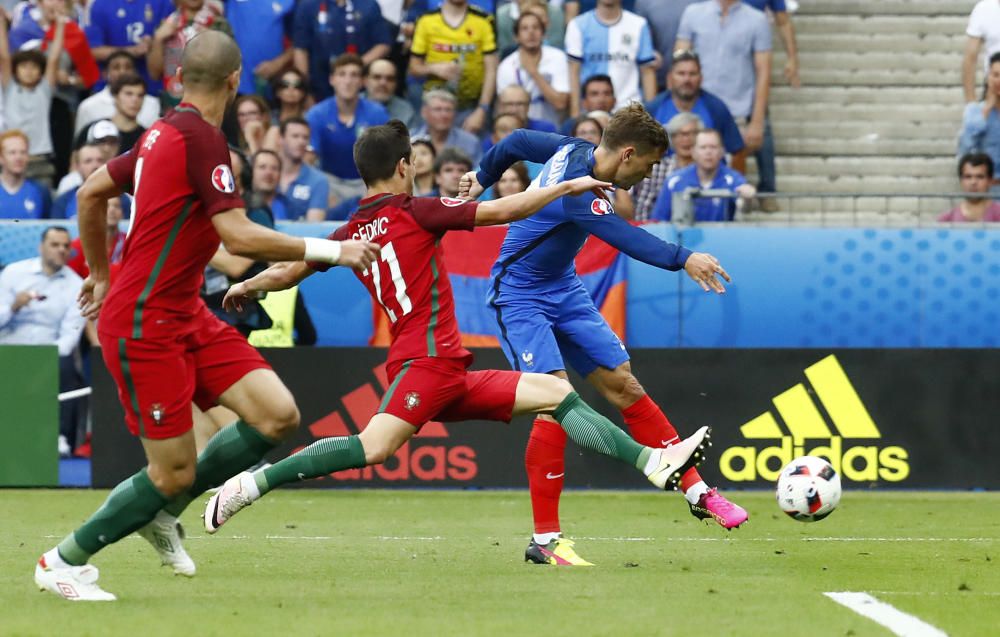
[35,555,116,601]
[647,426,711,490]
[204,472,258,534]
[137,510,196,576]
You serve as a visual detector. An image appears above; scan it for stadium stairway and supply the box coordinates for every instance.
[742,0,978,224]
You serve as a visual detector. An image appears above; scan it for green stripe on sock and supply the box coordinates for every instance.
[256,435,366,494]
[56,534,90,566]
[554,392,646,467]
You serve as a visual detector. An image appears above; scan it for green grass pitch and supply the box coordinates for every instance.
[1,490,997,636]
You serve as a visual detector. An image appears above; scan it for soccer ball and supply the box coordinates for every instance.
[775,456,842,522]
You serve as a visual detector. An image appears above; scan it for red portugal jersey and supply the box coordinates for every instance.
[100,103,243,340]
[314,193,478,368]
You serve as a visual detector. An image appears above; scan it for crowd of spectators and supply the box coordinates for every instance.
[0,0,808,230]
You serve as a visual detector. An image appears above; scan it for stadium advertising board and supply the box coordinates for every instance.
[92,348,999,489]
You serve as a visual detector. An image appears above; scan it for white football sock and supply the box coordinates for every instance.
[533,532,560,545]
[44,547,70,569]
[642,448,663,476]
[684,481,710,505]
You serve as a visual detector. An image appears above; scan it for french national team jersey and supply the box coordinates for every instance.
[565,9,655,111]
[476,130,692,296]
[311,193,479,368]
[306,97,389,179]
[101,103,244,340]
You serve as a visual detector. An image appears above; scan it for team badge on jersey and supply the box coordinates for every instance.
[403,392,421,411]
[439,197,465,207]
[591,198,614,216]
[211,165,236,193]
[150,403,165,424]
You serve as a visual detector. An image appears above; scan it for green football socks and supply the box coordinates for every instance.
[162,420,279,517]
[57,468,167,566]
[254,435,367,495]
[554,392,653,470]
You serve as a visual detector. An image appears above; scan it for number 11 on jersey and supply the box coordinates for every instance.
[365,241,412,323]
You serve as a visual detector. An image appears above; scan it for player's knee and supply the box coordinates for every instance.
[609,372,645,407]
[148,464,196,498]
[256,398,300,441]
[547,376,575,401]
[361,438,396,465]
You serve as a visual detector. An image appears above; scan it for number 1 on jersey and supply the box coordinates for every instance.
[366,241,412,323]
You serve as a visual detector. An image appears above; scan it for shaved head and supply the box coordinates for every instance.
[179,30,241,92]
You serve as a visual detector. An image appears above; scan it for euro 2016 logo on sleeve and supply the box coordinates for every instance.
[211,165,236,194]
[439,197,465,207]
[591,198,615,216]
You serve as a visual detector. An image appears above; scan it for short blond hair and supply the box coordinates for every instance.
[600,103,669,156]
[0,129,29,152]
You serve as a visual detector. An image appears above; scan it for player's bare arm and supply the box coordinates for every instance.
[475,176,612,226]
[223,261,314,313]
[684,252,731,294]
[211,209,380,270]
[76,166,124,319]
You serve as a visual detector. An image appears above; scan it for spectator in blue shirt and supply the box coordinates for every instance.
[363,59,421,131]
[959,52,1000,196]
[277,117,331,221]
[0,130,50,219]
[249,149,290,220]
[652,129,755,222]
[292,0,392,100]
[649,49,745,159]
[410,89,483,166]
[676,0,775,206]
[84,0,174,92]
[227,0,295,96]
[305,53,389,203]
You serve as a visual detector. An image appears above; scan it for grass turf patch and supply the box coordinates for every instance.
[1,490,997,636]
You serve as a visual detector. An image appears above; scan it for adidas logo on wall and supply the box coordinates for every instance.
[720,355,910,483]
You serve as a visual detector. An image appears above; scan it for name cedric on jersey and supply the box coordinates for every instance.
[354,216,389,242]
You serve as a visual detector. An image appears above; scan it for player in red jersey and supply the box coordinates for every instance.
[34,31,380,602]
[204,121,712,546]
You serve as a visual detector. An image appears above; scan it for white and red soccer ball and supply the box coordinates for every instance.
[775,456,842,522]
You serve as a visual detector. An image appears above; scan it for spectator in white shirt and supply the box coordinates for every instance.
[496,10,570,125]
[0,226,86,455]
[963,0,1000,104]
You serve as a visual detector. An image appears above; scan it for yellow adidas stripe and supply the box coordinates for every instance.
[805,355,881,438]
[773,383,833,441]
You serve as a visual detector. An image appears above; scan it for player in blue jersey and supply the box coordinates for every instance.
[461,104,748,566]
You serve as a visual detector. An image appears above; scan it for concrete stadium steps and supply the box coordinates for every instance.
[764,0,974,211]
[794,33,963,54]
[794,0,974,17]
[792,15,966,36]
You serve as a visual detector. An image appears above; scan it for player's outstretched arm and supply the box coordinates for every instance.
[471,129,573,192]
[573,211,732,293]
[475,175,612,226]
[76,166,125,319]
[211,209,379,270]
[223,261,314,313]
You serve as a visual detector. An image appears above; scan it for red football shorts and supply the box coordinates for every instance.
[99,307,271,440]
[380,357,522,428]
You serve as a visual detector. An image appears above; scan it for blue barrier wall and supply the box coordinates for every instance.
[3,221,998,348]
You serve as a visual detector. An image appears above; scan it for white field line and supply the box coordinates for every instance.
[824,592,949,637]
[41,535,997,542]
